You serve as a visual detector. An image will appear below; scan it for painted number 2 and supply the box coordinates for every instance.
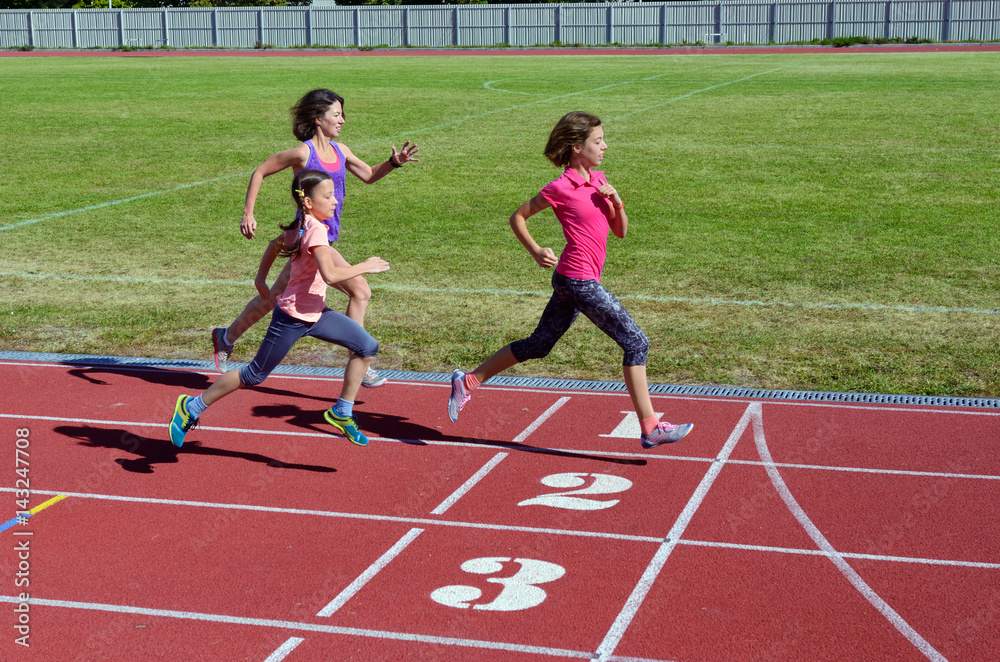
[517,473,633,511]
[430,558,566,611]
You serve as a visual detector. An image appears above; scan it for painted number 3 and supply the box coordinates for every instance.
[431,558,566,611]
[517,473,633,511]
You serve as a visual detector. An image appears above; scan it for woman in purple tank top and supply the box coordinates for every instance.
[212,89,419,387]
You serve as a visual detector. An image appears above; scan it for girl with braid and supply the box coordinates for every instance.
[172,170,389,448]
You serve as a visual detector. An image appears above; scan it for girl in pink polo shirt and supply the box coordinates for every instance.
[448,112,693,449]
[169,169,390,448]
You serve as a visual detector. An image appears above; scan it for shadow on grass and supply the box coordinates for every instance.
[250,404,647,467]
[54,425,337,475]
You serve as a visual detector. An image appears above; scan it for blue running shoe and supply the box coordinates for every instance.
[169,395,198,447]
[448,369,471,423]
[641,421,693,449]
[324,408,369,446]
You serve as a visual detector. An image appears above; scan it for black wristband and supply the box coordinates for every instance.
[389,156,402,169]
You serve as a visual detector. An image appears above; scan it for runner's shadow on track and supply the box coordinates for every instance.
[66,367,333,404]
[362,411,647,466]
[53,425,336,475]
[67,366,213,389]
[247,405,645,466]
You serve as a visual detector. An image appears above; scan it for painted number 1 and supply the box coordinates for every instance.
[430,558,566,611]
[517,473,633,511]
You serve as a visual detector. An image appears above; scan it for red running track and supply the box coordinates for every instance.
[2,44,999,58]
[0,356,998,661]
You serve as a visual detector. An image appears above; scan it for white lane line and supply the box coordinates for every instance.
[4,272,998,316]
[674,539,1000,570]
[1,486,993,569]
[513,396,571,443]
[0,595,591,659]
[4,357,1000,418]
[264,637,305,661]
[316,528,423,617]
[752,406,948,661]
[594,402,757,661]
[2,412,999,480]
[431,453,508,515]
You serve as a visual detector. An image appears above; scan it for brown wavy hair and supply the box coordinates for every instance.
[543,111,601,167]
[291,89,346,142]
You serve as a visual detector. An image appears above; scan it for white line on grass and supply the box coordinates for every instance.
[594,402,757,661]
[0,595,593,659]
[752,406,948,662]
[431,453,508,515]
[0,58,785,234]
[2,486,995,569]
[513,396,572,443]
[607,67,789,122]
[4,271,997,316]
[0,172,248,232]
[264,637,305,662]
[316,528,423,617]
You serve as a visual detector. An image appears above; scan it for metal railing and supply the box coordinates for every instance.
[1,1,997,50]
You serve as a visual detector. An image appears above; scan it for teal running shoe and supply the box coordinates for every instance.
[169,395,198,447]
[324,408,369,446]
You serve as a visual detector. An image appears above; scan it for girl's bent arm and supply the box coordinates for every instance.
[241,144,310,239]
[254,237,283,299]
[510,194,558,269]
[314,246,390,286]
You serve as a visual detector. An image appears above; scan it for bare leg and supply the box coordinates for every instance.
[340,353,373,403]
[623,364,655,421]
[329,251,371,326]
[202,370,244,407]
[470,344,520,385]
[225,262,291,345]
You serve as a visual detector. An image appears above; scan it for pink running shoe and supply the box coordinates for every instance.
[448,369,472,422]
[211,327,233,374]
[641,421,694,449]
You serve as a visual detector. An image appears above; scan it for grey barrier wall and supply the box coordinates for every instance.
[1,1,998,50]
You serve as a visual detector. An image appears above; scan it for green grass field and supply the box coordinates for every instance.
[1,51,998,397]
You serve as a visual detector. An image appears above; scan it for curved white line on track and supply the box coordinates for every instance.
[751,405,948,661]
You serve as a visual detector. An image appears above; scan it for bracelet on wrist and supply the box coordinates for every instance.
[389,156,402,169]
[614,201,624,210]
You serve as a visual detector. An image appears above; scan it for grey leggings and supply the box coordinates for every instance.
[239,306,378,387]
[510,271,650,366]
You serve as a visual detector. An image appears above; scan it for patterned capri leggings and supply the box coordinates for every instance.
[239,306,378,387]
[510,271,650,366]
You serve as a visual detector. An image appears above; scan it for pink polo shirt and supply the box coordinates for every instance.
[276,214,330,323]
[539,168,614,282]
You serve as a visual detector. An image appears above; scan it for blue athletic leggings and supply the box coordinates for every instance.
[239,306,378,387]
[510,271,650,366]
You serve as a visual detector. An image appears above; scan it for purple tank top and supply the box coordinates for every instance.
[298,140,346,242]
